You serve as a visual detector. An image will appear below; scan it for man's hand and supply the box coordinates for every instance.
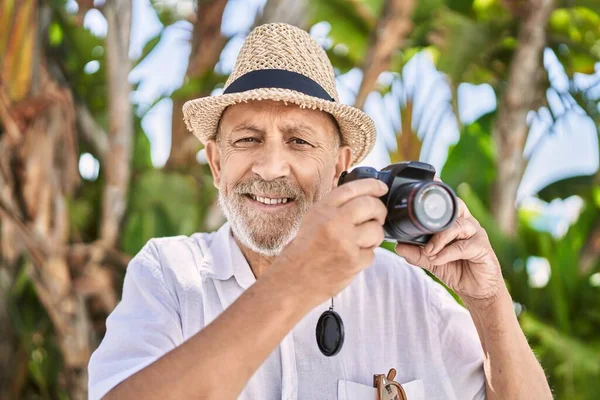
[393,180,553,399]
[269,178,388,306]
[395,193,503,303]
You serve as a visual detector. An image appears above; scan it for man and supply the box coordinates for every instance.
[88,23,552,399]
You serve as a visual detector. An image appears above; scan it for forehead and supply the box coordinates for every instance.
[219,100,335,132]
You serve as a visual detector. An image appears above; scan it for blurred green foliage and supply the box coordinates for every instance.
[2,0,600,398]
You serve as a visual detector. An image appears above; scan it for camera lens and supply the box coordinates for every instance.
[385,181,456,240]
[422,192,446,219]
[413,183,455,231]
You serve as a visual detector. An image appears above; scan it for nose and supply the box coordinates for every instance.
[252,142,290,181]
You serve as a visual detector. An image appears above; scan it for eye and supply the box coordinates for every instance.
[290,138,313,147]
[234,137,260,145]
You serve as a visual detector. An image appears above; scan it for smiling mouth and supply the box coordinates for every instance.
[245,194,295,205]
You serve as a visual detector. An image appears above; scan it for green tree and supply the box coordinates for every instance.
[1,0,599,398]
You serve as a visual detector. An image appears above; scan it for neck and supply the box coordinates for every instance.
[232,234,277,279]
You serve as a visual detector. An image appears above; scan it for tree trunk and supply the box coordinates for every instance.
[167,0,311,170]
[256,0,309,28]
[167,0,229,170]
[0,259,18,399]
[580,218,600,275]
[0,1,91,398]
[491,0,555,236]
[354,0,415,110]
[101,0,133,247]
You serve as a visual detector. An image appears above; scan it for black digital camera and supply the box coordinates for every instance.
[338,161,458,245]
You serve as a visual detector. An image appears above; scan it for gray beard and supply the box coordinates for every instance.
[217,190,314,257]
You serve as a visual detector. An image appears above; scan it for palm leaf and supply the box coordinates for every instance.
[309,0,376,65]
[520,312,600,382]
[429,7,513,85]
[389,100,423,163]
[1,0,36,101]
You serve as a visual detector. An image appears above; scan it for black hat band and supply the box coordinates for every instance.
[223,69,335,102]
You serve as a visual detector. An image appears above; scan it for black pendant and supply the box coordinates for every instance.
[315,299,344,356]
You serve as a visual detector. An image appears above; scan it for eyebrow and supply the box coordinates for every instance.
[230,123,317,137]
[230,123,264,134]
[280,123,316,136]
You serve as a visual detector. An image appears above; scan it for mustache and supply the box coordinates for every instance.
[233,177,304,199]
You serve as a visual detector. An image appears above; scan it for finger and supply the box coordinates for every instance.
[326,178,388,207]
[340,195,388,225]
[355,220,385,249]
[394,243,433,272]
[424,217,479,257]
[456,197,472,218]
[431,177,467,218]
[429,239,481,265]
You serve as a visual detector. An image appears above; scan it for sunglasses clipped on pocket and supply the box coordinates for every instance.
[373,369,407,400]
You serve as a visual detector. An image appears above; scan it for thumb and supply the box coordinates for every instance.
[395,243,432,272]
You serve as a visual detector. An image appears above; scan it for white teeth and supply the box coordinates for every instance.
[250,195,291,205]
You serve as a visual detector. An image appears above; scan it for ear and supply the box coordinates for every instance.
[205,140,221,189]
[331,145,352,188]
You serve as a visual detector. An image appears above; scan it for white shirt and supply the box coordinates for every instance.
[88,223,486,400]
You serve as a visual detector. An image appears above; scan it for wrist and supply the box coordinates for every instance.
[259,261,319,315]
[463,283,520,344]
[462,281,512,315]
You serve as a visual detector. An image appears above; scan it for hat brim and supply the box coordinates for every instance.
[182,87,376,166]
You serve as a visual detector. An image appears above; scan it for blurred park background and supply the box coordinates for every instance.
[0,0,599,398]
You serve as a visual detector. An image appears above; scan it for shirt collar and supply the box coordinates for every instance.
[205,222,257,290]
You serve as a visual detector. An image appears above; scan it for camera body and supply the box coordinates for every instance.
[338,161,458,245]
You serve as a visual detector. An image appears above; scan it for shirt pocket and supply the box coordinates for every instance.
[337,379,425,400]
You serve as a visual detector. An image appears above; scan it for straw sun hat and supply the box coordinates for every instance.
[182,23,376,165]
